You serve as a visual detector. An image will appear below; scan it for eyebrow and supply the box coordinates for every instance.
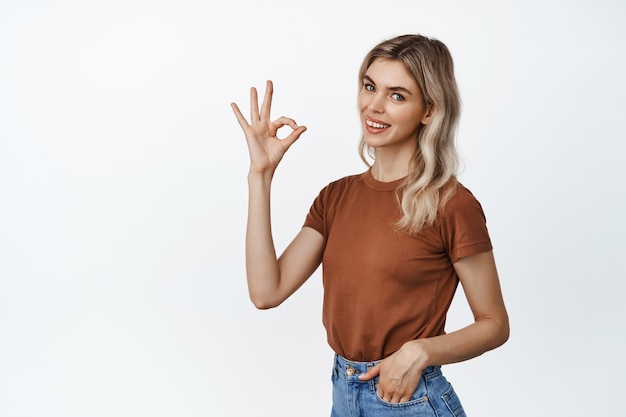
[363,75,413,96]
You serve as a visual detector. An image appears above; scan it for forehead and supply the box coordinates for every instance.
[364,58,418,91]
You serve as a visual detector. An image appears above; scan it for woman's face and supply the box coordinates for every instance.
[358,58,431,153]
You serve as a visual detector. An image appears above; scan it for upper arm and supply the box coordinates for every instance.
[453,251,509,336]
[272,226,325,305]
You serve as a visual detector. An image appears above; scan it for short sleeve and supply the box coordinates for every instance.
[303,186,327,237]
[439,185,493,263]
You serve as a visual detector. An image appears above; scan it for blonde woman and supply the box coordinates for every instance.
[231,34,509,417]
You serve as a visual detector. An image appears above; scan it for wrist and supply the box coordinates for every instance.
[247,169,274,183]
[402,339,431,370]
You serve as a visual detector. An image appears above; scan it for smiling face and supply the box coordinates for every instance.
[358,58,432,155]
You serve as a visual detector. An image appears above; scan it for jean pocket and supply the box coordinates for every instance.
[374,386,430,408]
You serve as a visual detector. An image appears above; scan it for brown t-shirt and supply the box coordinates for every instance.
[303,169,493,362]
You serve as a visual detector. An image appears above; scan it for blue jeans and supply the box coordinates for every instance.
[330,354,467,417]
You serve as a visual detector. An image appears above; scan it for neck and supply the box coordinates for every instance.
[372,142,412,182]
[367,137,416,182]
[370,155,411,182]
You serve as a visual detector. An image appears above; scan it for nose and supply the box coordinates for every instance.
[367,92,385,113]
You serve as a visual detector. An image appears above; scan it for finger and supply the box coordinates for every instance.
[272,116,299,130]
[260,80,273,120]
[230,102,251,130]
[379,383,415,403]
[380,387,405,404]
[250,86,260,122]
[358,363,381,381]
[390,392,407,404]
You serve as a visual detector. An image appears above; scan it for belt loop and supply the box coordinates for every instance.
[366,362,376,393]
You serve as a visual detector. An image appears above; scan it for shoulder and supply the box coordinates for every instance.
[436,181,489,233]
[437,181,492,260]
[441,181,486,217]
[305,172,366,231]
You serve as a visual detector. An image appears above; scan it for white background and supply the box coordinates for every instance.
[1,0,625,416]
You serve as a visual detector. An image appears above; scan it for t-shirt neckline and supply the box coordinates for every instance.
[362,168,406,191]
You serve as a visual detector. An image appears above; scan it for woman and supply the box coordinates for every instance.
[231,34,509,417]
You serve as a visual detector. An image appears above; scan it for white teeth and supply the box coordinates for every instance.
[366,120,390,129]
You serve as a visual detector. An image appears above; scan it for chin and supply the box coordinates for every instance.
[363,134,390,148]
[362,137,382,149]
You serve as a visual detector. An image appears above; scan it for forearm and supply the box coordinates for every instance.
[245,171,282,308]
[405,315,509,369]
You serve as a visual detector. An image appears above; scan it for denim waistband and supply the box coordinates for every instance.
[334,353,441,381]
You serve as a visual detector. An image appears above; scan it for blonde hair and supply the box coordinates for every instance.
[358,34,461,234]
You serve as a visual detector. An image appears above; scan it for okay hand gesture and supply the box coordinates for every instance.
[231,80,307,175]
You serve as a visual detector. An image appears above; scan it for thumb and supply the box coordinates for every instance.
[358,363,381,381]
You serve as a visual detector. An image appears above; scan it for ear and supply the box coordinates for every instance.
[421,105,434,125]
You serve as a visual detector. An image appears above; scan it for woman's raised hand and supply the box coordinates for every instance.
[231,80,307,175]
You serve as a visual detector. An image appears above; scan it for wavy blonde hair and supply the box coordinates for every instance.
[358,34,461,234]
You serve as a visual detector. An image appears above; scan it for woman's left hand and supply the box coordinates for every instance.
[358,340,427,403]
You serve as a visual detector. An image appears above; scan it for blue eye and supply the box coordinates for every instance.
[391,93,405,101]
[364,83,375,92]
